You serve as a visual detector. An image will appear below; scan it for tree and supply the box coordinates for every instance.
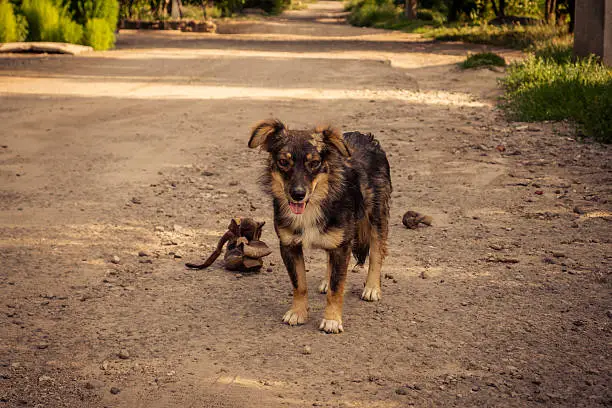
[405,0,417,19]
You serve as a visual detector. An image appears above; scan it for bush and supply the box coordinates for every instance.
[501,55,612,142]
[72,0,119,30]
[0,0,24,42]
[348,0,398,27]
[83,17,114,49]
[460,52,506,69]
[21,0,84,43]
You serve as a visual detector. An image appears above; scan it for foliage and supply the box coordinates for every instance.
[530,34,573,63]
[21,0,84,43]
[0,0,26,42]
[83,16,114,49]
[71,0,119,30]
[348,0,398,27]
[460,52,506,69]
[428,23,567,50]
[500,55,612,142]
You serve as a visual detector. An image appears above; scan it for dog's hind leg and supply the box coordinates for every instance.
[361,222,388,302]
[320,244,351,334]
[318,253,331,294]
[352,217,370,273]
[280,244,309,326]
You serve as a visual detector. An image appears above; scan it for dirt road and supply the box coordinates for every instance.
[1,2,610,407]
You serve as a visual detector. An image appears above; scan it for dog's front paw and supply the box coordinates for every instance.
[319,319,343,334]
[318,279,329,294]
[361,286,381,302]
[282,307,308,326]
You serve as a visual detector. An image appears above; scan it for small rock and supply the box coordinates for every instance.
[131,197,142,205]
[154,226,165,232]
[101,361,109,370]
[138,251,149,257]
[471,385,480,392]
[201,171,216,177]
[117,349,130,359]
[606,310,612,319]
[542,257,556,264]
[419,271,428,279]
[266,267,273,272]
[238,189,247,195]
[140,259,153,264]
[395,387,408,395]
[534,190,544,195]
[38,375,54,384]
[37,343,49,350]
[384,273,394,279]
[489,243,504,251]
[84,379,104,389]
[552,251,566,258]
[229,181,239,186]
[110,387,121,395]
[573,206,585,214]
[110,256,120,264]
[302,345,312,355]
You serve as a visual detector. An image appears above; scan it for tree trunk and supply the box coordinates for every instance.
[448,0,463,22]
[568,0,575,33]
[545,0,557,23]
[405,0,417,20]
[498,0,506,18]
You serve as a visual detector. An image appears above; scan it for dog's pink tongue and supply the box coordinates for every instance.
[289,202,305,215]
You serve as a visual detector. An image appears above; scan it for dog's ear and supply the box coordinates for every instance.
[248,119,287,152]
[316,125,350,157]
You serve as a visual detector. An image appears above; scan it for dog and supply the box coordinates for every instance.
[248,119,392,333]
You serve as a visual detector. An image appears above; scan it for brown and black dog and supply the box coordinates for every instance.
[248,119,392,333]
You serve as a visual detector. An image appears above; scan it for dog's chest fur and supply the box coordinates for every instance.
[277,205,344,250]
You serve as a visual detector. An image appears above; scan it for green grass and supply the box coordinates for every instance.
[460,52,506,69]
[427,23,568,50]
[346,0,444,30]
[500,54,612,142]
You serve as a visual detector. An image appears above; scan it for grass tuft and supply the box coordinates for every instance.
[460,52,506,69]
[500,55,612,143]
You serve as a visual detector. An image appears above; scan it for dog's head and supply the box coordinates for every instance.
[248,119,350,215]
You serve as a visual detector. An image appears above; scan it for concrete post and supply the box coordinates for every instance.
[574,0,612,66]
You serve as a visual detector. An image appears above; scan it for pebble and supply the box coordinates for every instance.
[111,256,120,264]
[84,379,104,389]
[238,189,247,194]
[101,361,109,370]
[302,345,312,355]
[419,271,428,279]
[552,251,566,258]
[395,387,408,395]
[37,343,49,349]
[573,206,585,214]
[201,171,215,177]
[154,226,165,232]
[117,349,130,359]
[266,267,273,272]
[607,310,612,319]
[489,243,504,251]
[110,387,121,395]
[138,251,149,257]
[131,197,142,204]
[471,385,480,392]
[38,375,54,384]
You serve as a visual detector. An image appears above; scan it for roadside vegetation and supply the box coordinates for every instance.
[460,51,506,69]
[347,0,610,142]
[501,43,612,143]
[1,0,118,49]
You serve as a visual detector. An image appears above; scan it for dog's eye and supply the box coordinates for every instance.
[278,158,290,168]
[308,160,321,171]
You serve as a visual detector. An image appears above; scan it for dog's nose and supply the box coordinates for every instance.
[290,187,306,202]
